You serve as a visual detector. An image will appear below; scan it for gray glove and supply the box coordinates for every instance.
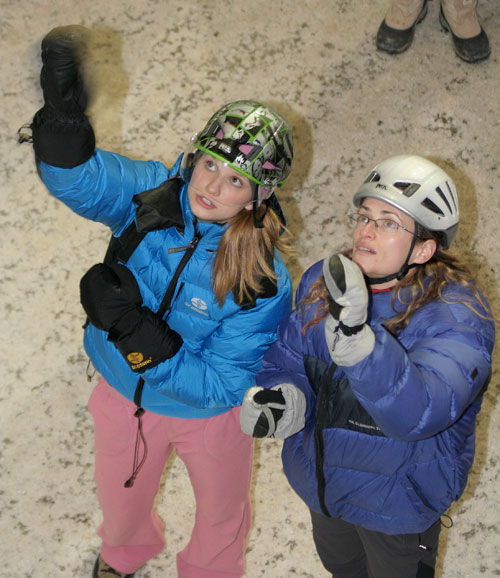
[240,384,306,439]
[323,254,375,366]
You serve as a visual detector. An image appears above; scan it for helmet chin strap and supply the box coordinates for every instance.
[253,197,268,228]
[364,231,419,286]
[252,184,273,228]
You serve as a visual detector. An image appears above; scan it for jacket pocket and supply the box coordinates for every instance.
[400,465,454,517]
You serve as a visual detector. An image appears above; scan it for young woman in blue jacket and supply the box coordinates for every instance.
[26,27,294,578]
[241,155,495,578]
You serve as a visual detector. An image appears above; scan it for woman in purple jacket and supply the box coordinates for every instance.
[241,155,495,578]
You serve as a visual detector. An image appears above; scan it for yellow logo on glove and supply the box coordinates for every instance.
[127,352,143,364]
[127,351,153,371]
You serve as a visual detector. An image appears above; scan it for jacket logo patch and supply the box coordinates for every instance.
[191,297,208,310]
[348,419,382,433]
[185,297,209,317]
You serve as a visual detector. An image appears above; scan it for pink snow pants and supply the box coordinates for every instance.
[88,378,254,577]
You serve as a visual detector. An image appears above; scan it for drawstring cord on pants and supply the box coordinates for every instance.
[124,407,147,488]
[124,377,147,488]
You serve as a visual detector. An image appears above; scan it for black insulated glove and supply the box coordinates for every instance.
[80,263,183,373]
[32,25,95,168]
[80,263,143,332]
[110,308,184,373]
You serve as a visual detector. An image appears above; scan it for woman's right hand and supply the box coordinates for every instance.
[322,254,369,328]
[80,263,143,332]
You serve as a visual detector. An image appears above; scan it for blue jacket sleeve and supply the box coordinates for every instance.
[344,299,495,441]
[39,149,171,235]
[140,272,293,409]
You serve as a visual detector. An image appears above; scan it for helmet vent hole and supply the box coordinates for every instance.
[226,115,242,128]
[421,197,445,217]
[446,181,458,212]
[394,182,421,197]
[364,170,380,184]
[435,186,453,213]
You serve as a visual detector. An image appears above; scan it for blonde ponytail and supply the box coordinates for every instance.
[212,206,290,307]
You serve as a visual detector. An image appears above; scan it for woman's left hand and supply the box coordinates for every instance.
[240,384,306,438]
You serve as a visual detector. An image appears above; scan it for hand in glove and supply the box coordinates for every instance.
[80,263,183,373]
[322,254,375,366]
[240,384,306,439]
[80,263,142,332]
[40,25,90,114]
[32,25,95,167]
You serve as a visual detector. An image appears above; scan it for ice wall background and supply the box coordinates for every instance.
[1,1,499,576]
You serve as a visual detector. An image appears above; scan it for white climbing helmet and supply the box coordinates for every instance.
[353,155,459,249]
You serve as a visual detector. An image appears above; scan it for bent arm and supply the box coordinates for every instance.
[345,311,494,440]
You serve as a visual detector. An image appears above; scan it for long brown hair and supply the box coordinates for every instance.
[385,227,492,334]
[212,204,291,306]
[300,230,492,335]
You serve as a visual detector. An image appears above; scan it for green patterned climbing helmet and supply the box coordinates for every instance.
[192,100,294,206]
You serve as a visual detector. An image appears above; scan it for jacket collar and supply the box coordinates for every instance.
[133,175,186,233]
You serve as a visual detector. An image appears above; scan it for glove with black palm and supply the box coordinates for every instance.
[240,384,306,439]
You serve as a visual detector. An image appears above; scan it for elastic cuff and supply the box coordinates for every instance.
[32,105,95,168]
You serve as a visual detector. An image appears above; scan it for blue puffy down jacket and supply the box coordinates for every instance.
[39,149,292,418]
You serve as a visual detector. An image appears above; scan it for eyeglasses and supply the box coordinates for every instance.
[347,213,417,236]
